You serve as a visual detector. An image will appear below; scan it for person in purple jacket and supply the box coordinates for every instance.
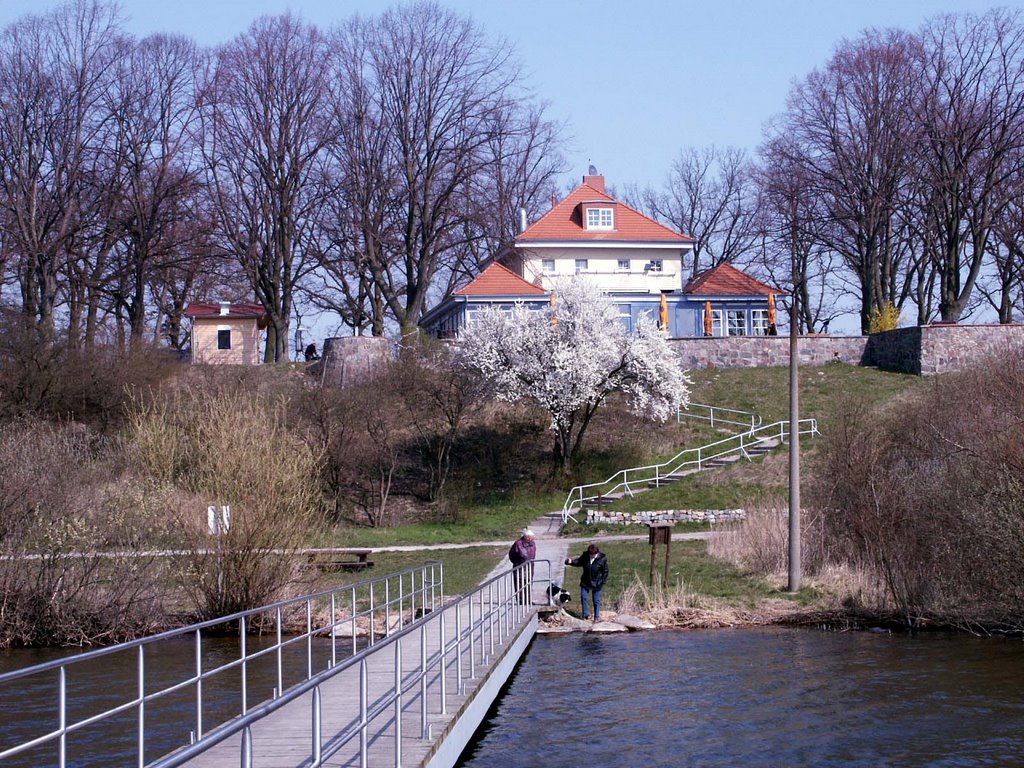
[508,528,536,605]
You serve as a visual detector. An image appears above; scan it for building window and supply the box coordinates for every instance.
[726,310,747,336]
[617,259,630,272]
[585,207,614,230]
[542,259,555,274]
[575,258,588,273]
[711,310,723,337]
[217,329,232,349]
[751,309,770,336]
[647,259,663,273]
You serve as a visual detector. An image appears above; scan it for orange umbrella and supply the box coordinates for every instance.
[703,301,713,336]
[659,293,669,333]
[550,292,557,330]
[767,292,777,327]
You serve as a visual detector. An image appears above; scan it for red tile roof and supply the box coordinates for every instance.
[184,302,268,319]
[518,182,693,244]
[454,262,547,296]
[683,263,781,297]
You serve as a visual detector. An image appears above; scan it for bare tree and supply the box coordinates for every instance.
[769,29,921,333]
[200,14,332,362]
[756,137,840,332]
[911,10,1024,323]
[645,145,759,278]
[102,33,203,348]
[353,3,523,337]
[0,0,121,339]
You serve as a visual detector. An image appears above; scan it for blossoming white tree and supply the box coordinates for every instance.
[457,279,690,475]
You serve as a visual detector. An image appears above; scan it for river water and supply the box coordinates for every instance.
[457,628,1024,767]
[2,627,1023,766]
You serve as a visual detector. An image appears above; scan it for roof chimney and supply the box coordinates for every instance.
[583,167,605,194]
[519,207,528,234]
[551,191,558,208]
[219,301,230,316]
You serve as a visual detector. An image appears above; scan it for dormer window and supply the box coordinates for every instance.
[585,207,614,231]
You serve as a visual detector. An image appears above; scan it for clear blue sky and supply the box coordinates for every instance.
[4,0,1021,191]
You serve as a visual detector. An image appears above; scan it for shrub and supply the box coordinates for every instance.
[867,302,900,333]
[809,351,1024,628]
[128,388,324,619]
[0,421,163,646]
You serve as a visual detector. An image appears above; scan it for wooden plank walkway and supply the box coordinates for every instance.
[178,591,535,768]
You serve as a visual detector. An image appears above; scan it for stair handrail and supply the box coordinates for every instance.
[561,418,819,523]
[677,402,762,431]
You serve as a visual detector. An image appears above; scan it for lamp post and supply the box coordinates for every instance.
[788,282,801,592]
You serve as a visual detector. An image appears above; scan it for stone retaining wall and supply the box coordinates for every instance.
[670,324,1024,376]
[586,509,746,526]
[669,335,867,369]
[864,323,1024,375]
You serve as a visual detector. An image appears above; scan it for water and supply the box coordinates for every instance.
[3,627,1023,766]
[0,635,342,767]
[457,628,1024,767]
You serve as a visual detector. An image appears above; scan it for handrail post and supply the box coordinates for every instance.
[306,599,313,680]
[195,629,204,738]
[394,640,403,768]
[241,725,252,768]
[330,593,337,668]
[369,582,376,646]
[137,645,145,768]
[276,608,283,698]
[240,616,248,713]
[351,588,358,657]
[59,666,66,768]
[439,609,448,715]
[312,685,322,766]
[455,599,464,695]
[360,659,369,767]
[385,578,391,636]
[419,625,428,739]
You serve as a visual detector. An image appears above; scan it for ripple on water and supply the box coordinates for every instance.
[455,627,1024,768]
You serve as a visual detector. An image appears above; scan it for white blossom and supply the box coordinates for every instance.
[457,278,691,472]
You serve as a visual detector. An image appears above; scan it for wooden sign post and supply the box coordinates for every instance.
[647,523,673,589]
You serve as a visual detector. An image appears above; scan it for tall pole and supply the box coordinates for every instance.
[788,287,801,592]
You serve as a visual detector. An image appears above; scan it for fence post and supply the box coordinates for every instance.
[394,640,403,768]
[137,645,145,768]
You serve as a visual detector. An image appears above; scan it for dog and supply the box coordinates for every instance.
[546,583,572,606]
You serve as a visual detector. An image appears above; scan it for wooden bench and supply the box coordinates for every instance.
[305,548,375,572]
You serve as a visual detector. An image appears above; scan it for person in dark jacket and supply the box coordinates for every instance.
[565,544,609,621]
[509,529,536,604]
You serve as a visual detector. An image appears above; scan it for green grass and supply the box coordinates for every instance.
[311,546,506,597]
[594,539,819,610]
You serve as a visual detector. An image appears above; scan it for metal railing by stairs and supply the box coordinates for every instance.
[677,402,762,431]
[561,417,819,523]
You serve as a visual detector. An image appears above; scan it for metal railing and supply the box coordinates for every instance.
[0,562,445,768]
[562,419,819,522]
[154,559,551,767]
[677,402,762,431]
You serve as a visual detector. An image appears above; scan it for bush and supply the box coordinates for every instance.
[0,309,179,430]
[809,350,1024,628]
[128,387,323,619]
[0,421,164,646]
[867,302,900,333]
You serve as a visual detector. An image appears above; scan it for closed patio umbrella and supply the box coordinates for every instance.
[767,292,776,327]
[550,291,557,330]
[659,293,669,333]
[703,301,713,337]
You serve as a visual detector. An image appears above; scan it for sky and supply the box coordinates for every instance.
[3,0,1022,191]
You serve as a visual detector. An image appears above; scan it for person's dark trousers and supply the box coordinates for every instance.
[580,584,602,620]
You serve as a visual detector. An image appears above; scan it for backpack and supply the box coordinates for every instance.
[508,542,519,565]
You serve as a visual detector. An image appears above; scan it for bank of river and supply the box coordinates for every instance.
[457,627,1024,767]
